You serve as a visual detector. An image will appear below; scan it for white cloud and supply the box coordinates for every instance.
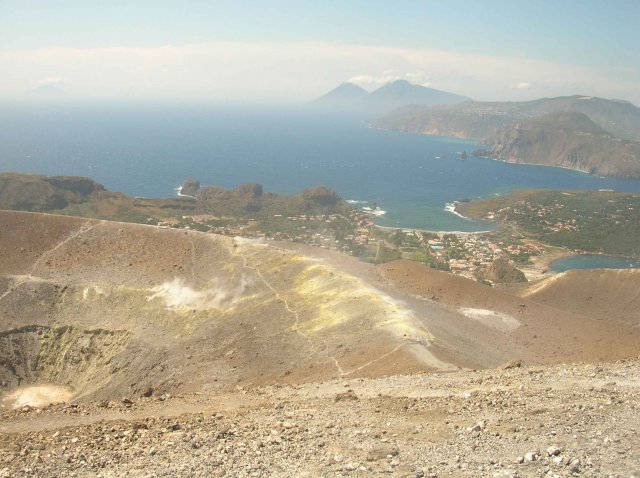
[39,76,64,86]
[347,74,398,88]
[510,81,532,89]
[0,41,637,104]
[348,71,433,90]
[405,72,432,87]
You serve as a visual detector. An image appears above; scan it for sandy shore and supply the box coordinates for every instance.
[518,245,575,282]
[374,224,494,235]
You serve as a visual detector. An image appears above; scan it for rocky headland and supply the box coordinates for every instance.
[372,95,640,179]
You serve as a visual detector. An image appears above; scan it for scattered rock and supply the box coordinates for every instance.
[335,390,359,402]
[1,358,638,477]
[467,421,485,432]
[500,359,522,370]
[568,458,581,473]
[546,446,561,456]
[366,446,399,461]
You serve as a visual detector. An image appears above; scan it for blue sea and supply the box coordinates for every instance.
[2,102,640,232]
[550,255,640,272]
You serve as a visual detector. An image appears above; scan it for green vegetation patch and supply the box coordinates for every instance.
[459,189,640,258]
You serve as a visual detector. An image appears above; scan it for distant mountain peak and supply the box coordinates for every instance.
[371,80,415,93]
[311,80,469,115]
[368,80,471,110]
[315,82,368,99]
[340,81,366,89]
[310,82,369,110]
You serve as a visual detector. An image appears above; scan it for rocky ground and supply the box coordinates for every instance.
[1,211,639,477]
[1,358,638,478]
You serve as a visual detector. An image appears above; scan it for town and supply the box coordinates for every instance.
[157,207,543,282]
[157,208,376,255]
[374,228,542,280]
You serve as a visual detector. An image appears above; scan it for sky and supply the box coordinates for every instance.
[1,0,639,103]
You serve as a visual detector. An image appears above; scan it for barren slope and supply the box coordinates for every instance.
[1,211,638,411]
[1,359,638,477]
[380,260,640,364]
[517,269,640,326]
[0,211,462,407]
[1,211,640,477]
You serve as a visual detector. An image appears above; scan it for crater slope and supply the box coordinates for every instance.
[1,210,638,409]
[0,211,460,406]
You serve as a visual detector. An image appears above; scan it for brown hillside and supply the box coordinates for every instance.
[0,211,460,404]
[2,212,640,477]
[1,211,638,410]
[380,260,640,365]
[518,269,640,325]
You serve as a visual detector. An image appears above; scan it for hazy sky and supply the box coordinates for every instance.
[1,0,639,103]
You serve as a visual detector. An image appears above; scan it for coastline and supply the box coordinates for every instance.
[366,123,479,145]
[370,199,496,235]
[483,156,595,176]
[371,124,637,180]
[174,185,196,199]
[374,224,495,235]
[444,201,472,220]
[519,247,574,281]
[446,199,579,281]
